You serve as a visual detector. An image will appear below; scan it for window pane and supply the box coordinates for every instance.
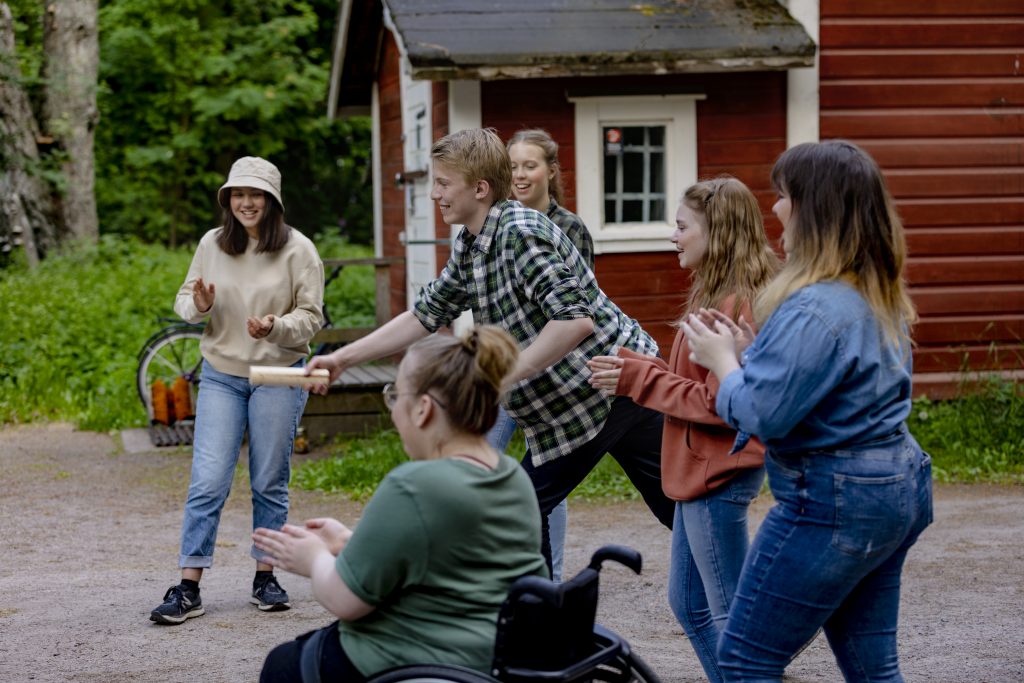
[649,199,665,222]
[622,200,643,222]
[650,153,664,193]
[622,126,644,146]
[604,155,618,194]
[600,124,668,225]
[623,153,644,193]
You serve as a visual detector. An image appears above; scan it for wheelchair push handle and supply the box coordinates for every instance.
[505,575,562,608]
[588,544,642,575]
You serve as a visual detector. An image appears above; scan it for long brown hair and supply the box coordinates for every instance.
[405,325,519,435]
[216,193,290,256]
[506,128,564,205]
[677,177,779,323]
[757,140,916,347]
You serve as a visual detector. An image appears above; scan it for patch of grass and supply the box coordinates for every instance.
[293,426,640,502]
[907,376,1024,484]
[293,430,408,501]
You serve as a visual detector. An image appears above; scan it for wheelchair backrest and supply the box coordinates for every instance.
[490,545,642,680]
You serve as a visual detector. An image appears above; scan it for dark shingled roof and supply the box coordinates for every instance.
[328,0,815,115]
[385,0,815,80]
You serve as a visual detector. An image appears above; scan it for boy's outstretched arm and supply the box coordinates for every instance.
[505,317,594,388]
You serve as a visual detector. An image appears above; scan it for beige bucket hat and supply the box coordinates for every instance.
[217,156,284,211]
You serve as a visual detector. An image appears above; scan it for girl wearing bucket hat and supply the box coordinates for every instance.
[150,156,325,625]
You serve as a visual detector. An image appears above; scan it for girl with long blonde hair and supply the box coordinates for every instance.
[589,176,778,682]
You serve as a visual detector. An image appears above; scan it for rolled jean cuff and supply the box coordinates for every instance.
[250,545,275,564]
[179,554,214,569]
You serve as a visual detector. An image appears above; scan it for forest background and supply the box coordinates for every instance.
[1,0,372,257]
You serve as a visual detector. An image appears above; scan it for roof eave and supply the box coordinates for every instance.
[408,52,815,81]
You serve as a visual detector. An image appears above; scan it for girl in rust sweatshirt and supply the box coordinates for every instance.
[588,177,778,682]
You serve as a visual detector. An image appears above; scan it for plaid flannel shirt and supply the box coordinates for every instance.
[413,200,658,466]
[546,200,594,270]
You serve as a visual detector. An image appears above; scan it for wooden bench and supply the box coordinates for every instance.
[300,257,402,443]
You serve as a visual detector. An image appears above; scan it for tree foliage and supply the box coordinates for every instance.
[96,0,372,245]
[5,0,372,251]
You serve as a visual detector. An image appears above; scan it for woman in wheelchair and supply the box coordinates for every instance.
[253,325,548,682]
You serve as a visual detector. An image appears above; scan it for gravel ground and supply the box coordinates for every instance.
[0,422,1021,682]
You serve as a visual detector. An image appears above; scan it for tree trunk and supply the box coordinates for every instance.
[42,0,99,242]
[0,2,57,266]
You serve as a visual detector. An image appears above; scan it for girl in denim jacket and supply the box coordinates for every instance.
[684,140,934,682]
[588,177,778,682]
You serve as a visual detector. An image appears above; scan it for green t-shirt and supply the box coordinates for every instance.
[335,454,547,675]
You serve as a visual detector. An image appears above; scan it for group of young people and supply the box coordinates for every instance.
[150,125,933,683]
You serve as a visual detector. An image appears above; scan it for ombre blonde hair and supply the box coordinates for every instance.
[676,177,780,324]
[757,140,916,347]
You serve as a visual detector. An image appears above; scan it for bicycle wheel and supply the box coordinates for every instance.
[136,326,204,421]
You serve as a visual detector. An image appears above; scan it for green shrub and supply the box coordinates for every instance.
[907,376,1024,484]
[0,233,376,430]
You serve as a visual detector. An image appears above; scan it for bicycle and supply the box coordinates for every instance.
[135,259,363,424]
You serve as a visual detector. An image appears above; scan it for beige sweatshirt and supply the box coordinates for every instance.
[174,228,324,377]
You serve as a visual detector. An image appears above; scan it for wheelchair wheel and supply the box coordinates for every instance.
[367,664,498,683]
[136,325,203,421]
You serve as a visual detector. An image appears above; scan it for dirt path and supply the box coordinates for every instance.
[1,423,1022,682]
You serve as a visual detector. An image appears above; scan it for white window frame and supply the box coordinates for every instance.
[570,94,704,254]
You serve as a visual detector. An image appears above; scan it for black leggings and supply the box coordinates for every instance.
[260,621,367,683]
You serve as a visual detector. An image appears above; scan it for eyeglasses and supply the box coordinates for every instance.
[382,383,448,411]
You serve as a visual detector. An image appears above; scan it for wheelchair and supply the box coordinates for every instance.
[356,545,662,683]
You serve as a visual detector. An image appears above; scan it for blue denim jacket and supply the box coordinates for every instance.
[718,281,912,453]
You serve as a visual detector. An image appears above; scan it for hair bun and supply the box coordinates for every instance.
[461,329,479,354]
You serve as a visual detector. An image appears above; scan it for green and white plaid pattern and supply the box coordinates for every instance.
[414,200,658,465]
[546,200,594,270]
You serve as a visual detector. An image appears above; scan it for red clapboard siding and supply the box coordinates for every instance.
[913,346,1024,373]
[821,79,1024,108]
[858,138,1024,168]
[821,50,1024,78]
[905,256,1024,285]
[821,20,1024,49]
[911,286,1024,316]
[905,227,1024,256]
[884,168,1024,198]
[823,0,1024,16]
[914,315,1024,345]
[820,110,1023,138]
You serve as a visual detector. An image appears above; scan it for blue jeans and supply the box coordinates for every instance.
[717,430,933,682]
[487,408,568,581]
[669,466,765,683]
[179,360,308,568]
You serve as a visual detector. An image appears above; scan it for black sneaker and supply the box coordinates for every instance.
[251,573,291,612]
[150,584,204,625]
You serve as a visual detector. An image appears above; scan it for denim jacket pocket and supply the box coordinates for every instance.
[832,472,908,559]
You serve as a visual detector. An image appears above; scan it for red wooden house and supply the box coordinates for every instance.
[328,0,1023,397]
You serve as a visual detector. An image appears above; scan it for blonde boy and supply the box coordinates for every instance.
[310,129,673,563]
